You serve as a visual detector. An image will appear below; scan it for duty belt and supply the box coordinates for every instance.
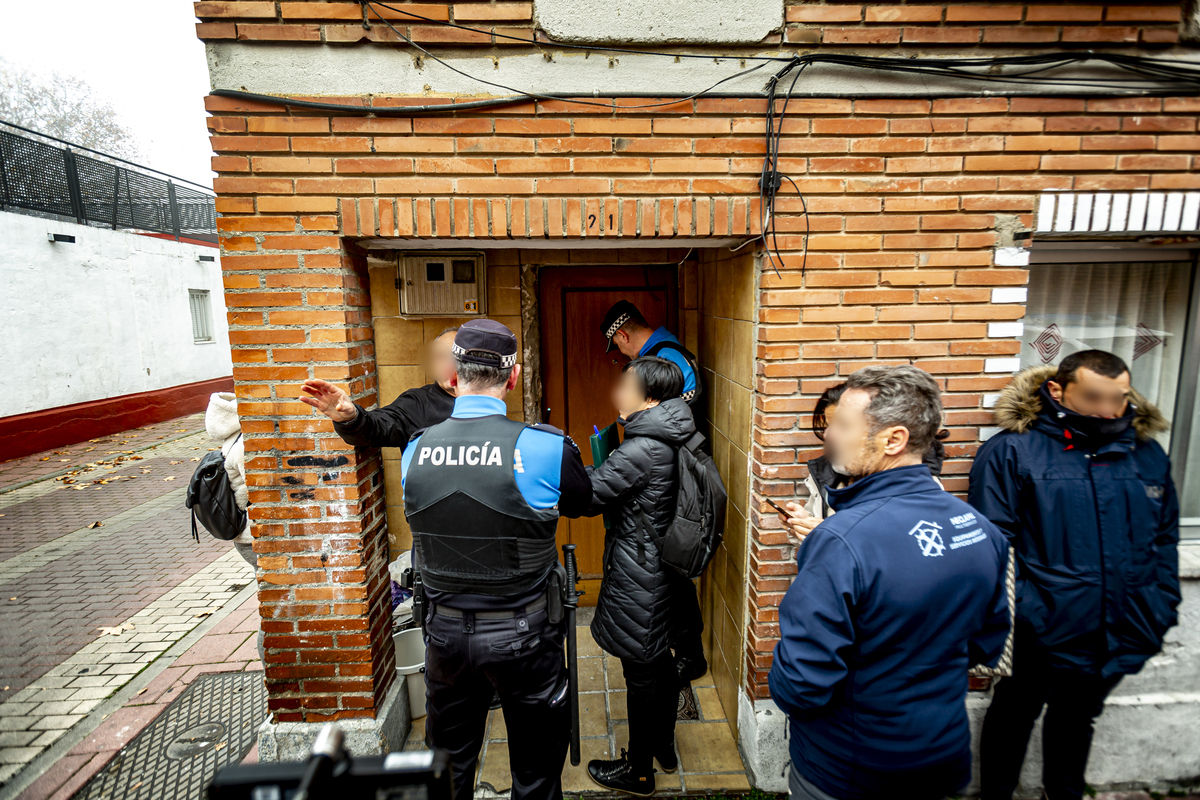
[431,595,547,620]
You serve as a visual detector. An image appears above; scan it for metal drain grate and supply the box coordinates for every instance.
[72,672,268,800]
[676,685,699,721]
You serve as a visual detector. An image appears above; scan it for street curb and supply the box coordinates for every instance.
[0,424,206,497]
[0,581,258,800]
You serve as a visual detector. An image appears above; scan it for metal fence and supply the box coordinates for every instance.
[0,124,217,243]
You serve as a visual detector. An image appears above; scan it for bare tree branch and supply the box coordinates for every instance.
[0,57,141,160]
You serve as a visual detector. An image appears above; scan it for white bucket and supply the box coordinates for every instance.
[393,628,427,719]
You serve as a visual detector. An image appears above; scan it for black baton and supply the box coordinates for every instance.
[562,544,582,767]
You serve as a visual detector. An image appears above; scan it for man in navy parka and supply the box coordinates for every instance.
[970,351,1180,800]
[769,366,1010,800]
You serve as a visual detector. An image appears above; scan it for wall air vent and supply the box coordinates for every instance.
[398,252,486,316]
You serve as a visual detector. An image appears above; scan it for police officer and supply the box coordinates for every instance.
[402,320,591,800]
[600,300,708,685]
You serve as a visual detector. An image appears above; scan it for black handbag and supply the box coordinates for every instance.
[184,435,248,542]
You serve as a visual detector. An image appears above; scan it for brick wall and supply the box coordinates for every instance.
[208,90,1200,716]
[196,1,1185,47]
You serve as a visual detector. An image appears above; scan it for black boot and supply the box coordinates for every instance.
[588,749,656,796]
[654,746,678,774]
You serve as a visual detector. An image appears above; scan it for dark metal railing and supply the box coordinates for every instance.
[0,121,217,244]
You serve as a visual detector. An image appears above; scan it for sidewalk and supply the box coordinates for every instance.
[0,414,263,796]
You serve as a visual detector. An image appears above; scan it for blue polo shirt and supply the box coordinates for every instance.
[640,327,697,395]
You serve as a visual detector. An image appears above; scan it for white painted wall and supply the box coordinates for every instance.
[740,546,1200,795]
[534,0,782,44]
[0,210,233,417]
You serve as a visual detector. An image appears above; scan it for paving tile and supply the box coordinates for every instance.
[477,741,511,793]
[45,751,112,800]
[579,691,610,737]
[0,747,42,764]
[0,731,38,748]
[181,662,246,684]
[561,737,616,793]
[69,704,167,754]
[607,688,628,721]
[129,666,187,705]
[695,686,726,722]
[11,750,93,800]
[682,772,751,791]
[675,720,745,774]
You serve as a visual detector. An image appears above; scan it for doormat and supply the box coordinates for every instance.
[677,685,699,721]
[72,672,268,800]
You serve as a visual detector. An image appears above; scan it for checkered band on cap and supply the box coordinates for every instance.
[452,341,518,368]
[605,312,631,341]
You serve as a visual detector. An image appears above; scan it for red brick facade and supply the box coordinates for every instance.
[196,0,1199,731]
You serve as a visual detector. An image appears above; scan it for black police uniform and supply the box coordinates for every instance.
[401,320,591,800]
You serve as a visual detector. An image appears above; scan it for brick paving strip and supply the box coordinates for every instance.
[0,551,253,789]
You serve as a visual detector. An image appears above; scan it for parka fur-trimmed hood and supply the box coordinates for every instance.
[993,364,1169,440]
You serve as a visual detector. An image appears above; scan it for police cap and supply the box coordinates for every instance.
[601,300,642,354]
[452,319,518,368]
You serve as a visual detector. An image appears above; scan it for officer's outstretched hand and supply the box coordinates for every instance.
[300,379,357,422]
[783,502,820,545]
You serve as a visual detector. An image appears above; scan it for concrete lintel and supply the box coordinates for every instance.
[206,43,1200,100]
[256,677,411,761]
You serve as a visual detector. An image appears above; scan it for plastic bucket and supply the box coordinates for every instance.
[393,628,427,719]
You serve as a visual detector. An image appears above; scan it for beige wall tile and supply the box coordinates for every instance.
[489,264,519,290]
[728,383,752,456]
[713,317,733,379]
[369,265,400,318]
[683,309,699,355]
[727,444,748,519]
[730,253,756,322]
[378,365,425,406]
[681,260,698,310]
[386,505,412,556]
[711,429,730,492]
[730,319,754,388]
[487,283,521,317]
[712,377,731,440]
[375,317,425,366]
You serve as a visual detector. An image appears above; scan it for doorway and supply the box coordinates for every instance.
[538,264,679,603]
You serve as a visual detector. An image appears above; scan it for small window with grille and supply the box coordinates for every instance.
[189,289,214,343]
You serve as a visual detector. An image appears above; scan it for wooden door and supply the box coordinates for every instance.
[539,265,678,604]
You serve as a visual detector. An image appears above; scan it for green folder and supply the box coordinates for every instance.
[589,422,620,529]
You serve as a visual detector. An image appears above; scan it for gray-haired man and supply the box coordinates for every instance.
[769,366,1010,800]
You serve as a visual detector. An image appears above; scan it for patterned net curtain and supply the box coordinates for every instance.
[1019,261,1190,451]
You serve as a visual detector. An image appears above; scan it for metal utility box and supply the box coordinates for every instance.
[398,252,487,316]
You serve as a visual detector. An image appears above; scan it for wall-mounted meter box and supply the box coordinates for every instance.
[398,252,486,316]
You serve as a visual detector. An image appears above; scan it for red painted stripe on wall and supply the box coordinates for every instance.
[0,376,235,461]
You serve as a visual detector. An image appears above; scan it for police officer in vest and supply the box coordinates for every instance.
[402,320,592,800]
[600,300,708,685]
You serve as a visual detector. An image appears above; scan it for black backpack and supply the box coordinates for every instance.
[184,436,247,542]
[655,431,727,579]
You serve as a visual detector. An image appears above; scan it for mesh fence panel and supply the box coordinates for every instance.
[0,127,216,242]
[0,130,74,218]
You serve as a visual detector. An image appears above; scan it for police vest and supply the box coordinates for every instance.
[643,340,704,406]
[403,414,560,597]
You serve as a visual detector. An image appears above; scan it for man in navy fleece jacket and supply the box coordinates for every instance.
[769,366,1009,800]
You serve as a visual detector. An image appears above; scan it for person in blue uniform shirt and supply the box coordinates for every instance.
[400,320,591,800]
[769,366,1010,800]
[601,300,707,685]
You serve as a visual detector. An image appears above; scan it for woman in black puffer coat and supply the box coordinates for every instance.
[585,357,697,796]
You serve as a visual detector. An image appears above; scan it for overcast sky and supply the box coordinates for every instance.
[0,1,215,188]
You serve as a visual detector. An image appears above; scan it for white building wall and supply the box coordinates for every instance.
[0,210,233,417]
[740,547,1200,795]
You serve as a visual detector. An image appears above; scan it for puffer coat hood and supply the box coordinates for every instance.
[993,364,1169,440]
[969,366,1180,678]
[587,398,696,662]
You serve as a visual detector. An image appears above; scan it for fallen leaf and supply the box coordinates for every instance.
[39,456,49,461]
[97,622,135,636]
[8,597,15,601]
[88,521,104,529]
[170,461,182,465]
[2,686,8,691]
[213,742,225,751]
[136,688,147,696]
[193,610,214,618]
[163,476,176,481]
[191,457,201,462]
[72,486,85,491]
[59,459,70,462]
